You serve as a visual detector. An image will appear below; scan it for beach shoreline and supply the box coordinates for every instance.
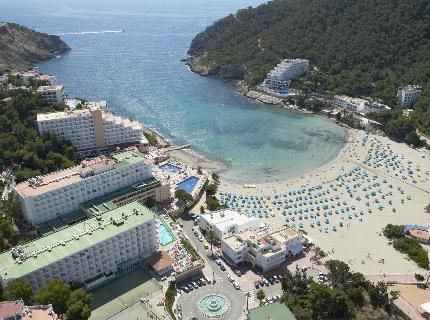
[152,112,429,275]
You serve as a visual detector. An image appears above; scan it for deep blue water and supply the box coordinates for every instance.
[1,0,346,183]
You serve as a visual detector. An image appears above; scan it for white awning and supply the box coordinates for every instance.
[420,302,430,313]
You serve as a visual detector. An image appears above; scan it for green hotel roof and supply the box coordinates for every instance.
[81,177,160,216]
[0,201,156,281]
[111,150,147,168]
[249,302,296,320]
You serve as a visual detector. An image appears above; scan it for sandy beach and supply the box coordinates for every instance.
[166,149,227,174]
[217,129,430,275]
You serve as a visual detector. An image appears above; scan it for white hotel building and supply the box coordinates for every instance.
[199,209,259,240]
[332,95,390,114]
[263,58,309,92]
[0,201,158,290]
[221,226,303,272]
[13,151,153,226]
[37,85,66,104]
[37,103,149,152]
[397,85,422,108]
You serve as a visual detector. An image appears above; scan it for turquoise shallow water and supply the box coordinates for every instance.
[2,0,346,183]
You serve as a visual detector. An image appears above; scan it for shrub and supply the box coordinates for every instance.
[393,237,429,269]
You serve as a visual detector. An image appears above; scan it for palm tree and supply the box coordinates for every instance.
[207,230,215,256]
[256,289,266,306]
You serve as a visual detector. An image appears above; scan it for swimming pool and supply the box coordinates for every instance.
[160,164,181,172]
[159,221,175,246]
[176,176,199,194]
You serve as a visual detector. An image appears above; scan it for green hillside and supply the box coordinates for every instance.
[188,0,430,140]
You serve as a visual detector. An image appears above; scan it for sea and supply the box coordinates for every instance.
[1,0,346,183]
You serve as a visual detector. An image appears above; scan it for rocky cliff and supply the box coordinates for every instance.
[0,23,70,70]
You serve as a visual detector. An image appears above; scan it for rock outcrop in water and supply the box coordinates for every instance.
[186,54,248,80]
[0,22,70,70]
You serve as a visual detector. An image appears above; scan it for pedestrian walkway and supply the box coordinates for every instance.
[247,290,256,304]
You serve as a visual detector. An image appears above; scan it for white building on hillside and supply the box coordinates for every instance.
[13,151,153,226]
[11,71,55,85]
[37,103,149,152]
[0,75,7,87]
[332,95,389,114]
[221,225,303,272]
[397,85,422,108]
[263,59,309,92]
[37,85,65,104]
[0,201,158,291]
[199,209,259,240]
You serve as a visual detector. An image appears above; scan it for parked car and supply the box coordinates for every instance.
[254,281,260,289]
[220,264,226,271]
[200,278,207,286]
[215,259,221,266]
[227,275,234,283]
[234,270,242,277]
[192,282,198,289]
[233,281,240,290]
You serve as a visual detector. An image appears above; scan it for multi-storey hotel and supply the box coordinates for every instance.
[397,85,422,108]
[13,151,153,226]
[221,225,303,272]
[37,85,66,104]
[332,95,389,114]
[0,201,158,291]
[199,209,259,240]
[37,103,149,153]
[262,58,309,92]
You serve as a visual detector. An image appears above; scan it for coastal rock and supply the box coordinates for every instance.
[0,22,70,70]
[186,55,247,80]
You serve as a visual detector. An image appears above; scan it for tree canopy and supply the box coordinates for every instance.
[36,279,71,315]
[0,89,76,183]
[3,278,33,304]
[66,289,93,320]
[189,0,430,137]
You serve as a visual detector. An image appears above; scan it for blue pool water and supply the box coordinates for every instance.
[160,164,181,172]
[177,176,199,194]
[159,222,175,246]
[3,0,347,183]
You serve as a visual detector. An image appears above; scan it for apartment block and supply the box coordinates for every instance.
[263,59,309,92]
[37,85,66,104]
[37,103,149,152]
[332,95,389,114]
[0,201,159,291]
[13,151,153,226]
[199,209,259,240]
[397,85,422,108]
[221,225,303,272]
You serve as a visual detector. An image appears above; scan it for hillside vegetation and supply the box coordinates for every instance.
[188,0,430,137]
[0,22,69,70]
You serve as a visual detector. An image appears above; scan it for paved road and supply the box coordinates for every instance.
[176,216,247,319]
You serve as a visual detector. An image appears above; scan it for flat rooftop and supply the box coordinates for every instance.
[81,177,161,216]
[14,151,149,198]
[202,209,256,231]
[0,201,156,281]
[249,302,296,320]
[37,108,92,121]
[37,85,63,91]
